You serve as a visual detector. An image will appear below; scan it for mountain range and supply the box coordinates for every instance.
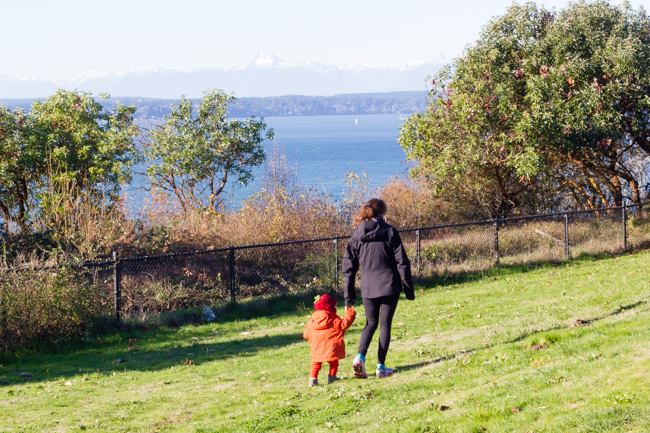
[0,54,448,99]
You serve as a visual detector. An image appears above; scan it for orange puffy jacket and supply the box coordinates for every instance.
[303,308,356,362]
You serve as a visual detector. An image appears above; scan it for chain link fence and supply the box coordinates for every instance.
[2,203,649,327]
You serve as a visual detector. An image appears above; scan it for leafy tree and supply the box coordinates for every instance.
[400,0,650,215]
[146,89,274,213]
[528,0,650,207]
[0,90,139,233]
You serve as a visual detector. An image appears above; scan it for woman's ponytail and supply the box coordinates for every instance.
[353,198,387,229]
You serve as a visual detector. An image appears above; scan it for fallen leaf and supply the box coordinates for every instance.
[325,422,333,427]
[396,322,406,326]
[511,407,520,413]
[184,359,195,366]
[240,332,254,335]
[18,372,32,378]
[530,343,548,351]
[547,282,552,285]
[355,411,361,416]
[192,337,200,341]
[113,359,124,365]
[477,314,482,318]
[64,381,73,386]
[211,331,219,335]
[437,405,450,411]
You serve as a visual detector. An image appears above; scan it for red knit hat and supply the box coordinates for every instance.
[314,294,337,312]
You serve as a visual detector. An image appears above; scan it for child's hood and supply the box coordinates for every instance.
[309,310,336,330]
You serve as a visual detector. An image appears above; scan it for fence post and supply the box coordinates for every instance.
[564,213,570,260]
[333,239,339,290]
[113,251,121,323]
[229,247,236,303]
[622,203,627,251]
[493,219,499,265]
[416,229,421,277]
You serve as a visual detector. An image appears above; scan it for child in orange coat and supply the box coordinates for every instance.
[303,294,356,386]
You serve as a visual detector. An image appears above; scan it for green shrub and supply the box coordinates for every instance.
[0,266,110,351]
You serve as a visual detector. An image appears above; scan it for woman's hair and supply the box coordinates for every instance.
[353,198,387,229]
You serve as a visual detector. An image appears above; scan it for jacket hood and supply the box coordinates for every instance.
[358,217,390,242]
[310,310,333,330]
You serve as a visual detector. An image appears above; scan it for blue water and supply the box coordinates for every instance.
[126,113,413,209]
[262,113,412,198]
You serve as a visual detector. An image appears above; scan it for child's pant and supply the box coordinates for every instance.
[310,360,339,378]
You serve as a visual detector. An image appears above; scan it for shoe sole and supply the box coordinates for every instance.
[353,362,368,379]
[376,371,394,379]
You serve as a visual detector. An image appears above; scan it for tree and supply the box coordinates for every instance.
[528,0,650,207]
[0,90,139,233]
[400,1,650,216]
[146,89,274,213]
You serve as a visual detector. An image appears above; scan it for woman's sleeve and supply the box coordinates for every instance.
[392,229,415,300]
[342,238,359,307]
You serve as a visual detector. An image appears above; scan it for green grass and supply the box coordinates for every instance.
[2,251,650,432]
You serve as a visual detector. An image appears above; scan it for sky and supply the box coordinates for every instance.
[1,0,650,81]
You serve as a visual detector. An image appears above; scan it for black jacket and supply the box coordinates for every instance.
[343,217,415,307]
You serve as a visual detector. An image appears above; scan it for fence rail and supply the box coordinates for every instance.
[2,202,649,323]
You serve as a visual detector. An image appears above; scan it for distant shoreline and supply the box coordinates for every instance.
[0,90,428,119]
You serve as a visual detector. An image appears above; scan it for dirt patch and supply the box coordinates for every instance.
[530,343,548,351]
[569,318,592,329]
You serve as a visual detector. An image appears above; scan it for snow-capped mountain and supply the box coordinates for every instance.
[0,54,449,99]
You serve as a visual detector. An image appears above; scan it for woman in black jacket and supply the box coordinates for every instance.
[343,198,415,379]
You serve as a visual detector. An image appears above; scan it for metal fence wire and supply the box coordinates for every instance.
[2,203,649,323]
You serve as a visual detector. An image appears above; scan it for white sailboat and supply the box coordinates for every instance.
[355,118,358,124]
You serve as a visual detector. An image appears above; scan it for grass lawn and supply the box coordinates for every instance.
[2,251,650,432]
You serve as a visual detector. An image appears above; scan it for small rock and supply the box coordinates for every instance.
[18,372,31,378]
[202,305,217,322]
[477,314,482,318]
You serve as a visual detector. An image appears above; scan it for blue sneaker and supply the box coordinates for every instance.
[376,366,394,378]
[353,355,367,379]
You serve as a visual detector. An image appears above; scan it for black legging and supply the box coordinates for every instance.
[358,293,400,365]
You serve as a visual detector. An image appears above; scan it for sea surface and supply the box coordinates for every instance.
[126,113,414,209]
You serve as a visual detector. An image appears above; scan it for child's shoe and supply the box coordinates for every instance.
[376,366,394,378]
[309,378,319,387]
[327,375,340,384]
[352,355,368,379]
